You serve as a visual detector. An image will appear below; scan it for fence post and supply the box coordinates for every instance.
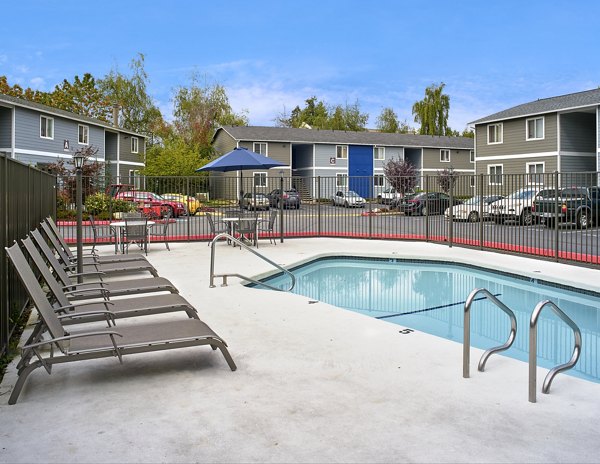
[554,170,559,262]
[368,179,372,239]
[448,175,454,248]
[280,176,284,243]
[425,175,430,242]
[186,177,191,242]
[317,176,321,237]
[479,174,484,250]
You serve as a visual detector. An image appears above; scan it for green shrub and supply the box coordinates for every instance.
[85,192,110,214]
[111,198,136,213]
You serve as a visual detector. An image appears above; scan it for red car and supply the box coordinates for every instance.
[115,191,186,218]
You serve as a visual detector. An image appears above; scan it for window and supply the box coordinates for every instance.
[374,147,385,160]
[470,150,475,163]
[527,162,544,185]
[253,172,267,187]
[78,125,89,145]
[131,137,139,154]
[336,145,348,159]
[373,175,384,187]
[470,176,475,188]
[40,116,54,139]
[253,142,267,155]
[526,117,544,140]
[487,123,503,144]
[336,174,348,187]
[440,149,450,162]
[488,164,503,185]
[129,169,143,189]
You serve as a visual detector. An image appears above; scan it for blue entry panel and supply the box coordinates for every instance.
[348,145,373,198]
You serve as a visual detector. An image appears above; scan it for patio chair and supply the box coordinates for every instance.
[121,217,149,255]
[37,224,158,276]
[206,212,228,245]
[233,218,258,247]
[42,217,148,265]
[5,241,236,405]
[88,215,118,254]
[30,229,178,300]
[147,209,171,251]
[257,209,278,246]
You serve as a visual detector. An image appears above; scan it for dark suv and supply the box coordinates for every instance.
[267,188,301,209]
[532,186,600,228]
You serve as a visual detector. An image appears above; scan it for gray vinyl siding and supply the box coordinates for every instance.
[475,113,558,157]
[560,112,596,152]
[374,146,402,170]
[0,106,11,148]
[422,147,474,171]
[560,154,596,172]
[237,140,291,167]
[315,144,346,168]
[212,131,238,155]
[119,133,143,164]
[476,155,557,176]
[14,107,106,158]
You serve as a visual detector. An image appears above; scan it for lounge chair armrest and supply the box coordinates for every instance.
[63,287,110,300]
[63,280,107,290]
[68,270,106,278]
[53,301,114,312]
[24,329,123,350]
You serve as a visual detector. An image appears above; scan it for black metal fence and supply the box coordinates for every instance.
[55,172,600,267]
[1,154,56,356]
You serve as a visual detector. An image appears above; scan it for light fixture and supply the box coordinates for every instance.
[73,152,85,170]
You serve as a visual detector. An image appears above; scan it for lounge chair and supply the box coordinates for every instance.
[43,217,148,264]
[35,226,158,277]
[30,229,178,300]
[5,242,236,405]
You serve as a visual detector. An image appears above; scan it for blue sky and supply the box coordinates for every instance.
[3,0,600,132]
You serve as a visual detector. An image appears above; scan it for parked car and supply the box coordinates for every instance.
[444,195,504,222]
[162,193,201,215]
[532,186,600,228]
[488,188,540,225]
[241,193,270,210]
[267,188,301,209]
[115,191,186,218]
[377,187,401,205]
[331,190,366,207]
[394,192,460,216]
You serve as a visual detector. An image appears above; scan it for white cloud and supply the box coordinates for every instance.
[30,77,45,89]
[16,65,29,73]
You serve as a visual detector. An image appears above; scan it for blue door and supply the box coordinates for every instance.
[348,145,373,198]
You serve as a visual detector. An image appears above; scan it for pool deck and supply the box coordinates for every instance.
[2,238,600,463]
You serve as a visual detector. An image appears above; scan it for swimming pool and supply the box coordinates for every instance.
[259,257,600,383]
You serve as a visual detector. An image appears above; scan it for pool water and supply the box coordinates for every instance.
[259,257,600,383]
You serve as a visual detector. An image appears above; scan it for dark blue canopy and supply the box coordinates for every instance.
[196,147,287,172]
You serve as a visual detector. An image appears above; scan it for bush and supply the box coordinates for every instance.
[85,193,110,214]
[111,198,136,213]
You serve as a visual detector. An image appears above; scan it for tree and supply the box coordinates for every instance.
[376,107,400,133]
[412,83,450,136]
[437,167,458,194]
[383,158,418,196]
[143,137,205,176]
[49,73,111,121]
[276,96,368,131]
[99,53,164,142]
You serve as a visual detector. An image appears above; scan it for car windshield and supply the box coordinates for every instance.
[463,197,481,205]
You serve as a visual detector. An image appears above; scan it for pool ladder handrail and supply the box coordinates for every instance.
[463,288,517,378]
[529,300,582,403]
[209,232,296,292]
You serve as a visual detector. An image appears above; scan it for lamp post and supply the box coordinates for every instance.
[73,151,85,283]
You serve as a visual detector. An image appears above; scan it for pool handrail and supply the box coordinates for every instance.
[528,300,582,403]
[209,232,295,292]
[463,288,517,378]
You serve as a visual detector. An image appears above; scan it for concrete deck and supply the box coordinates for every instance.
[2,238,600,463]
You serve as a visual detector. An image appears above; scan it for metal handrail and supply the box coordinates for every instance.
[463,288,517,378]
[209,232,296,292]
[528,300,582,403]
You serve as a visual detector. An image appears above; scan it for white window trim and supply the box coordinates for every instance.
[373,174,385,187]
[40,115,54,140]
[253,142,268,156]
[526,116,545,141]
[336,173,348,187]
[336,145,348,159]
[374,146,385,160]
[131,137,139,154]
[78,124,89,145]
[526,161,545,185]
[488,164,503,185]
[440,149,451,162]
[253,171,267,188]
[487,123,503,145]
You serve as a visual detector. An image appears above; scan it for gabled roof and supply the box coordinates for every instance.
[470,88,600,125]
[215,125,474,150]
[0,93,146,138]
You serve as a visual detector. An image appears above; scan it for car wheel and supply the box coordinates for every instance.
[520,209,533,226]
[577,210,589,229]
[468,211,479,223]
[344,201,349,208]
[421,206,428,216]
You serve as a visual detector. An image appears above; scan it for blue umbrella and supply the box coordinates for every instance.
[196,147,287,172]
